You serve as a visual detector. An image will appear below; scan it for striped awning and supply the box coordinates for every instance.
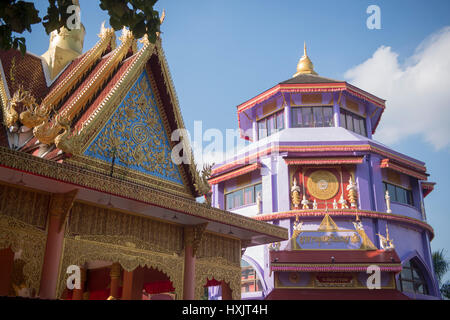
[284,157,364,166]
[208,163,261,185]
[380,159,428,181]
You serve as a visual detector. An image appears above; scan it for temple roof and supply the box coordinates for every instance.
[0,26,203,199]
[280,73,343,85]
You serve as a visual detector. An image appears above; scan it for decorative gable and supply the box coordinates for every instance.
[84,71,183,185]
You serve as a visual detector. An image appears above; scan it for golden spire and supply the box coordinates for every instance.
[42,0,86,80]
[293,42,318,77]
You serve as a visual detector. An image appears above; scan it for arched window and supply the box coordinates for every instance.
[399,259,429,295]
[241,260,263,293]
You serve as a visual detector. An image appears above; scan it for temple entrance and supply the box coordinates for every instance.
[62,262,175,300]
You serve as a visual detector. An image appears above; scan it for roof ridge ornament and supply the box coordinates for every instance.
[293,42,318,77]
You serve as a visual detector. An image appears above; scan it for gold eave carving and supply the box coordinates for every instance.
[55,37,155,155]
[1,26,116,130]
[0,146,288,241]
[32,28,136,146]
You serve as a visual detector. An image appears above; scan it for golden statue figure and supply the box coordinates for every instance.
[291,178,301,209]
[338,194,348,209]
[347,176,358,209]
[301,195,310,210]
[377,225,395,251]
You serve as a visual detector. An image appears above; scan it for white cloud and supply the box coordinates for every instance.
[344,27,450,150]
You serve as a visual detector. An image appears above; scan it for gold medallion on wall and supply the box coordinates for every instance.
[289,272,301,284]
[307,170,339,200]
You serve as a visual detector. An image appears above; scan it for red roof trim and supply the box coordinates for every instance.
[380,159,428,181]
[208,163,261,185]
[284,157,364,166]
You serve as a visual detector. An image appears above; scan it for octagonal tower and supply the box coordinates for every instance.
[209,45,439,300]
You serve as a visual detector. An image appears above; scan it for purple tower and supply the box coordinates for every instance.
[209,45,440,300]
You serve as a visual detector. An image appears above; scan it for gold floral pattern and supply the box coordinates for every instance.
[84,71,183,185]
[0,147,288,241]
[0,215,46,295]
[57,235,184,299]
[0,182,50,230]
[195,257,241,300]
[68,202,184,255]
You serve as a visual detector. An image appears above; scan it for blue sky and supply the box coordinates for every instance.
[23,0,450,281]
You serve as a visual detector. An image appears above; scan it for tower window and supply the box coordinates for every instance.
[399,259,429,295]
[225,183,262,210]
[257,110,284,140]
[340,109,367,137]
[383,182,414,206]
[291,106,334,128]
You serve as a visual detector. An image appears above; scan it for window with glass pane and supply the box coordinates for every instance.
[359,118,367,137]
[225,183,262,210]
[244,187,254,205]
[384,182,413,206]
[353,117,361,135]
[312,107,323,127]
[323,107,334,127]
[340,109,367,136]
[267,115,275,136]
[226,194,233,210]
[345,113,354,131]
[276,112,284,130]
[301,107,313,127]
[399,259,429,295]
[233,190,243,208]
[257,110,284,140]
[258,120,267,140]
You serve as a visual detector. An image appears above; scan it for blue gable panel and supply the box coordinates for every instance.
[84,71,183,185]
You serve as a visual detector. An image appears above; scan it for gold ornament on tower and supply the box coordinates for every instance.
[293,42,318,77]
[307,170,339,200]
[291,178,301,209]
[347,176,358,209]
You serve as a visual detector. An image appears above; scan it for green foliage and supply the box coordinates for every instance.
[441,281,450,299]
[432,249,449,284]
[0,0,41,54]
[0,0,161,55]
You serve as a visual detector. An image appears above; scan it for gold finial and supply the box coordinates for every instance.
[293,42,318,77]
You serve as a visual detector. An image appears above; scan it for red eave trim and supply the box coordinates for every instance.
[284,157,364,166]
[208,163,261,185]
[421,182,435,198]
[236,82,386,115]
[380,159,428,181]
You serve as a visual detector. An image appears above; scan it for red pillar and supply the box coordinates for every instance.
[39,190,78,299]
[122,268,143,300]
[0,247,14,296]
[122,270,134,300]
[110,263,121,299]
[221,281,232,300]
[183,245,196,300]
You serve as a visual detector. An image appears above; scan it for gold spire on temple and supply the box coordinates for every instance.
[293,42,318,77]
[42,0,86,80]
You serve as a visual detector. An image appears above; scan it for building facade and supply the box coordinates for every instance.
[209,45,440,300]
[0,19,287,300]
